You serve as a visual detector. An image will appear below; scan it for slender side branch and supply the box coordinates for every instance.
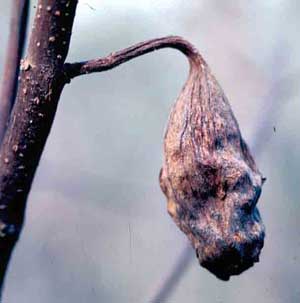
[149,243,193,303]
[0,0,29,143]
[63,36,202,79]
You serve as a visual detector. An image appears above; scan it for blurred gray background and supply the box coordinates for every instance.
[0,0,300,302]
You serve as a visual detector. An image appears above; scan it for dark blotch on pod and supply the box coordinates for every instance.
[159,52,265,280]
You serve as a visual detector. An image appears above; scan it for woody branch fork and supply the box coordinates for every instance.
[0,0,265,293]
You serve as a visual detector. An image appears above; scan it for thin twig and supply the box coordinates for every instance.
[0,0,29,143]
[149,244,193,303]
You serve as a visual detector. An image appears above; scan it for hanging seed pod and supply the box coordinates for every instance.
[64,35,265,280]
[159,48,265,280]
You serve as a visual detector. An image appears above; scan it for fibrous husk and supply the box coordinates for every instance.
[160,53,265,280]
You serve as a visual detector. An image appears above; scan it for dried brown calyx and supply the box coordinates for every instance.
[64,36,265,280]
[159,42,265,281]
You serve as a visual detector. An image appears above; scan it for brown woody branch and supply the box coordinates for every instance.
[0,0,78,294]
[0,0,29,143]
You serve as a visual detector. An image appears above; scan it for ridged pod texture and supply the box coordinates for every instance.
[160,54,265,280]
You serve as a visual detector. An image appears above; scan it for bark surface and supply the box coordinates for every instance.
[0,0,78,289]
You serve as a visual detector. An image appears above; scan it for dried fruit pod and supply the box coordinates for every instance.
[160,49,265,280]
[64,35,265,280]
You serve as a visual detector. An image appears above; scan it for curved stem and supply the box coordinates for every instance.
[64,36,203,79]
